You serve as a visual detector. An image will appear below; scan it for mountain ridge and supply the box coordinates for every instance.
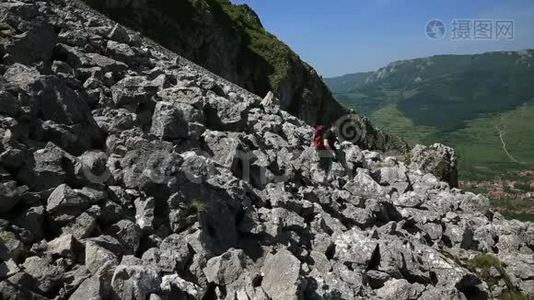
[324,48,534,92]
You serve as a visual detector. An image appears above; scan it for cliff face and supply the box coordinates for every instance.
[81,0,407,152]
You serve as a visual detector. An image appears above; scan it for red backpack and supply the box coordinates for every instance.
[313,125,326,150]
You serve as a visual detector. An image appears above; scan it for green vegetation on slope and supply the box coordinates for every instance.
[326,50,534,180]
[366,100,534,180]
[330,51,534,133]
[467,254,529,300]
[323,72,372,94]
[211,0,292,87]
[84,0,291,89]
[369,104,439,145]
[446,102,534,180]
[327,51,534,221]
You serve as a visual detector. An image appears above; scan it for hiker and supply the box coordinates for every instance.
[313,123,338,181]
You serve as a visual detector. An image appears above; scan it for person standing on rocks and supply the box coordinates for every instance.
[314,123,338,181]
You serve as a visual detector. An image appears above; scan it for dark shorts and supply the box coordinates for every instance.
[319,156,333,171]
[318,150,334,171]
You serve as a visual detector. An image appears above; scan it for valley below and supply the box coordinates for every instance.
[326,51,534,221]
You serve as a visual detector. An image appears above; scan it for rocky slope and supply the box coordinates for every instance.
[79,0,341,124]
[80,0,407,153]
[0,0,533,300]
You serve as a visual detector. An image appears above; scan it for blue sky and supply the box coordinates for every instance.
[230,0,534,77]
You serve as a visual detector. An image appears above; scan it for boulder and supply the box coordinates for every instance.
[375,279,425,300]
[32,76,103,153]
[78,150,110,184]
[201,130,246,169]
[305,265,364,300]
[393,191,425,208]
[85,240,119,274]
[107,219,141,254]
[4,23,57,65]
[0,91,20,117]
[261,249,304,300]
[16,143,69,192]
[62,211,98,239]
[157,86,205,109]
[94,107,138,134]
[365,270,391,289]
[410,143,458,187]
[0,181,18,213]
[46,184,90,223]
[160,274,201,299]
[3,63,41,92]
[106,40,136,63]
[86,52,128,75]
[418,287,468,300]
[205,95,251,131]
[134,197,155,231]
[373,165,410,193]
[111,76,154,108]
[264,207,307,237]
[203,248,245,286]
[22,256,66,294]
[14,206,45,241]
[309,250,331,273]
[108,23,130,44]
[51,60,75,77]
[343,169,386,199]
[158,234,193,273]
[341,206,375,228]
[111,265,161,300]
[46,233,78,259]
[150,101,201,139]
[119,147,182,189]
[0,259,19,280]
[69,275,111,300]
[334,229,379,268]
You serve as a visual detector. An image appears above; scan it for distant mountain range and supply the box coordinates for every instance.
[325,50,534,180]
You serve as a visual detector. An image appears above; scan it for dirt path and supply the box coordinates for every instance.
[495,116,524,164]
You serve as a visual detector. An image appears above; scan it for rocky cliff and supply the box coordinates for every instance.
[0,0,533,300]
[80,0,408,153]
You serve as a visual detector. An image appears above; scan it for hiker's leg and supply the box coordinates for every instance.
[326,157,333,180]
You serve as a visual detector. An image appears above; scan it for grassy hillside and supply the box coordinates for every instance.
[323,72,372,94]
[326,50,534,179]
[209,0,293,88]
[367,102,534,180]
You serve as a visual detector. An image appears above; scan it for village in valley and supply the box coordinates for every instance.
[461,170,534,220]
